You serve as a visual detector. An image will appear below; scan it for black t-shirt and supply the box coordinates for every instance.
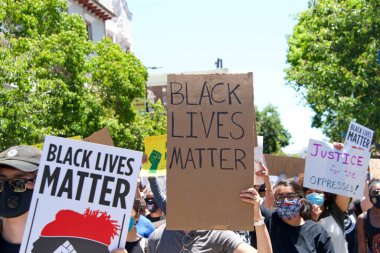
[146,214,166,223]
[251,207,334,253]
[0,235,20,253]
[344,204,357,253]
[125,238,144,253]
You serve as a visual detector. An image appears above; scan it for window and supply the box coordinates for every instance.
[86,22,93,40]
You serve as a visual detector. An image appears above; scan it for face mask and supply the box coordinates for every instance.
[0,183,33,218]
[146,198,158,213]
[128,217,135,232]
[370,195,380,209]
[275,198,302,220]
[306,192,324,206]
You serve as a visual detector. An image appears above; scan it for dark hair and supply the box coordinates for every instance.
[274,179,311,219]
[369,179,380,193]
[303,187,336,209]
[275,179,305,198]
[133,198,146,216]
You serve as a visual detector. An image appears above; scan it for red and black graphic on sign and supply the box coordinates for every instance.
[31,208,120,253]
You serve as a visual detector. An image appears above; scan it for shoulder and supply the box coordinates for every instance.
[148,223,165,241]
[136,215,155,238]
[208,230,243,241]
[303,220,328,233]
[208,230,245,250]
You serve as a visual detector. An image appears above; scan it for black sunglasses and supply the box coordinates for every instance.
[0,178,36,193]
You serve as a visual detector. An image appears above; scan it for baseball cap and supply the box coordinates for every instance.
[0,145,42,172]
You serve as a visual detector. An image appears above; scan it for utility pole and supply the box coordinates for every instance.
[215,58,223,69]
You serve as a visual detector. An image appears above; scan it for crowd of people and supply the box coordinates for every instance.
[0,144,379,252]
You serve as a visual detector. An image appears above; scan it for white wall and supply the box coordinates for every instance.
[67,0,133,52]
[103,0,133,52]
[67,0,106,43]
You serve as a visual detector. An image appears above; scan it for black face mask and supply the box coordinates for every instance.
[0,183,33,218]
[146,198,158,213]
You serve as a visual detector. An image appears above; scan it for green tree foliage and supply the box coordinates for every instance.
[256,105,291,154]
[0,0,165,150]
[286,0,380,145]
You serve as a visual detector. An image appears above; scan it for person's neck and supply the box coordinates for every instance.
[149,210,163,218]
[282,214,304,226]
[1,212,28,244]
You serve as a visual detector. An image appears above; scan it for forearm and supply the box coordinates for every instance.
[253,206,271,252]
[148,177,167,214]
[263,179,274,209]
[254,225,272,253]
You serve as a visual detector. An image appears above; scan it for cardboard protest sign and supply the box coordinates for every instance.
[140,134,167,177]
[263,154,305,178]
[370,159,380,180]
[167,73,255,230]
[83,127,114,146]
[344,121,374,152]
[20,136,142,253]
[303,139,370,198]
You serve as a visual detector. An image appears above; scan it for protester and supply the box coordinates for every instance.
[344,177,373,253]
[0,145,134,253]
[0,146,41,253]
[303,142,351,253]
[304,188,349,252]
[356,179,380,253]
[147,177,272,253]
[250,178,334,252]
[145,191,166,223]
[125,198,146,253]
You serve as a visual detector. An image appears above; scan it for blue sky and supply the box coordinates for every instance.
[128,0,327,154]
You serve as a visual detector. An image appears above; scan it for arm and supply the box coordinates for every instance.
[240,188,273,253]
[356,213,367,253]
[256,162,274,209]
[332,142,351,212]
[335,194,350,213]
[148,176,167,214]
[233,243,257,253]
[360,180,373,213]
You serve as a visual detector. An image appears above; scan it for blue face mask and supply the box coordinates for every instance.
[128,217,135,232]
[306,192,324,206]
[275,198,302,220]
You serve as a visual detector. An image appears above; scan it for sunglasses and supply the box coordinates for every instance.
[371,189,380,196]
[179,234,192,253]
[0,178,36,193]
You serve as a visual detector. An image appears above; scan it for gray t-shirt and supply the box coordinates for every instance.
[148,224,245,253]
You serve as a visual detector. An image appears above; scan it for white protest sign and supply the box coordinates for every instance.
[254,136,265,185]
[20,136,142,253]
[344,121,374,152]
[303,139,370,198]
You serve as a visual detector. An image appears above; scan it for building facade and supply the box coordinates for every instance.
[67,0,132,51]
